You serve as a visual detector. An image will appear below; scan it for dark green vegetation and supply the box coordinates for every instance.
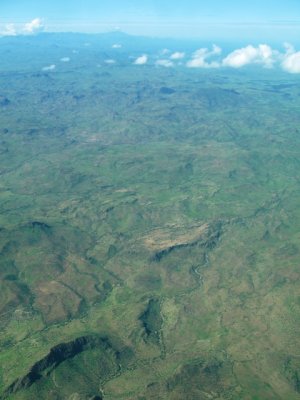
[0,33,300,399]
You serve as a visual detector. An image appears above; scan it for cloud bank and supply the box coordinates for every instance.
[0,18,44,36]
[181,43,300,73]
[141,44,300,73]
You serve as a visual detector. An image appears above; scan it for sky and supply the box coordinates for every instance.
[1,0,300,41]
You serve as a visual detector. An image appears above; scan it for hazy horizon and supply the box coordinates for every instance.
[1,29,300,75]
[1,0,300,42]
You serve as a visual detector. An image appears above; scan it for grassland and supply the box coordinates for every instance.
[0,33,299,399]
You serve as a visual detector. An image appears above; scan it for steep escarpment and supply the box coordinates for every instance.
[2,335,133,399]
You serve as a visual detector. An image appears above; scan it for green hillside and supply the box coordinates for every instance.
[0,34,299,399]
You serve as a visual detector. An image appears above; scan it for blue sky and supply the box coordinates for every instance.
[1,0,300,41]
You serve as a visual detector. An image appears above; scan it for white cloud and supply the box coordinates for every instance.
[60,57,70,62]
[170,52,185,60]
[156,59,174,68]
[104,59,116,64]
[112,44,122,49]
[134,55,148,65]
[0,18,44,36]
[24,18,44,34]
[42,64,56,71]
[222,44,275,68]
[258,44,275,67]
[282,50,300,73]
[0,23,17,36]
[186,45,221,68]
